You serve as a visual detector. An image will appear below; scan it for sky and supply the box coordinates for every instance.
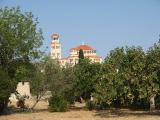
[0,0,160,58]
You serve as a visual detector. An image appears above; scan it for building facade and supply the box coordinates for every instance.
[50,33,102,66]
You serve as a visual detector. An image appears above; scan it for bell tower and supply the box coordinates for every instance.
[51,33,61,59]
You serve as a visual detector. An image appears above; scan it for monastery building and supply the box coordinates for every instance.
[50,33,102,66]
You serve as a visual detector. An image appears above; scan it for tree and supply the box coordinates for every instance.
[48,59,75,100]
[43,57,63,95]
[74,58,101,101]
[0,7,43,112]
[30,56,62,109]
[78,49,84,63]
[30,56,76,110]
[94,47,126,107]
[141,41,160,110]
[42,57,76,111]
[61,64,76,103]
[0,68,11,114]
[30,62,47,109]
[94,47,147,108]
[124,46,146,108]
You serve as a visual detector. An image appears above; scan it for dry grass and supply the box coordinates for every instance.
[1,99,160,120]
[1,109,160,120]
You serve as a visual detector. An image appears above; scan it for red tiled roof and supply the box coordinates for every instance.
[70,45,95,51]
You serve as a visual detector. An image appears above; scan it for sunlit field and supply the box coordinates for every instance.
[1,100,160,120]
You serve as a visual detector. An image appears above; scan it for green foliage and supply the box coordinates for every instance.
[142,41,160,97]
[45,58,75,97]
[49,95,68,112]
[0,7,43,113]
[30,56,76,109]
[0,69,11,100]
[74,58,101,100]
[0,7,43,67]
[42,58,77,111]
[93,46,154,109]
[29,62,47,109]
[94,48,126,106]
[0,68,12,113]
[92,42,159,110]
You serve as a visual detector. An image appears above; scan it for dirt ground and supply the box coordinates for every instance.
[1,109,160,120]
[1,99,160,120]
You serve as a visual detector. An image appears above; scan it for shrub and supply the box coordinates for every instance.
[48,95,68,112]
[63,90,75,104]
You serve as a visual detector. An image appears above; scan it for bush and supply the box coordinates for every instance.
[48,95,68,112]
[63,90,75,104]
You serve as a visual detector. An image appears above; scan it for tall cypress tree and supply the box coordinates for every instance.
[78,49,84,63]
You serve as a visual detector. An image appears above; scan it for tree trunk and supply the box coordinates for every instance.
[31,93,45,109]
[150,94,156,111]
[0,99,9,114]
[31,99,39,109]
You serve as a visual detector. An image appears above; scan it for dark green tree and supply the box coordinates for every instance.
[78,49,84,63]
[74,58,101,101]
[0,68,11,114]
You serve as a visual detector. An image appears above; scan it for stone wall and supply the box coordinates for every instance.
[9,82,31,102]
[16,82,31,97]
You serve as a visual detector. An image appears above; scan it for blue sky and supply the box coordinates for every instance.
[0,0,160,58]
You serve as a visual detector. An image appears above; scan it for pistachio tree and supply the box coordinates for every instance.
[94,47,147,108]
[141,41,160,110]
